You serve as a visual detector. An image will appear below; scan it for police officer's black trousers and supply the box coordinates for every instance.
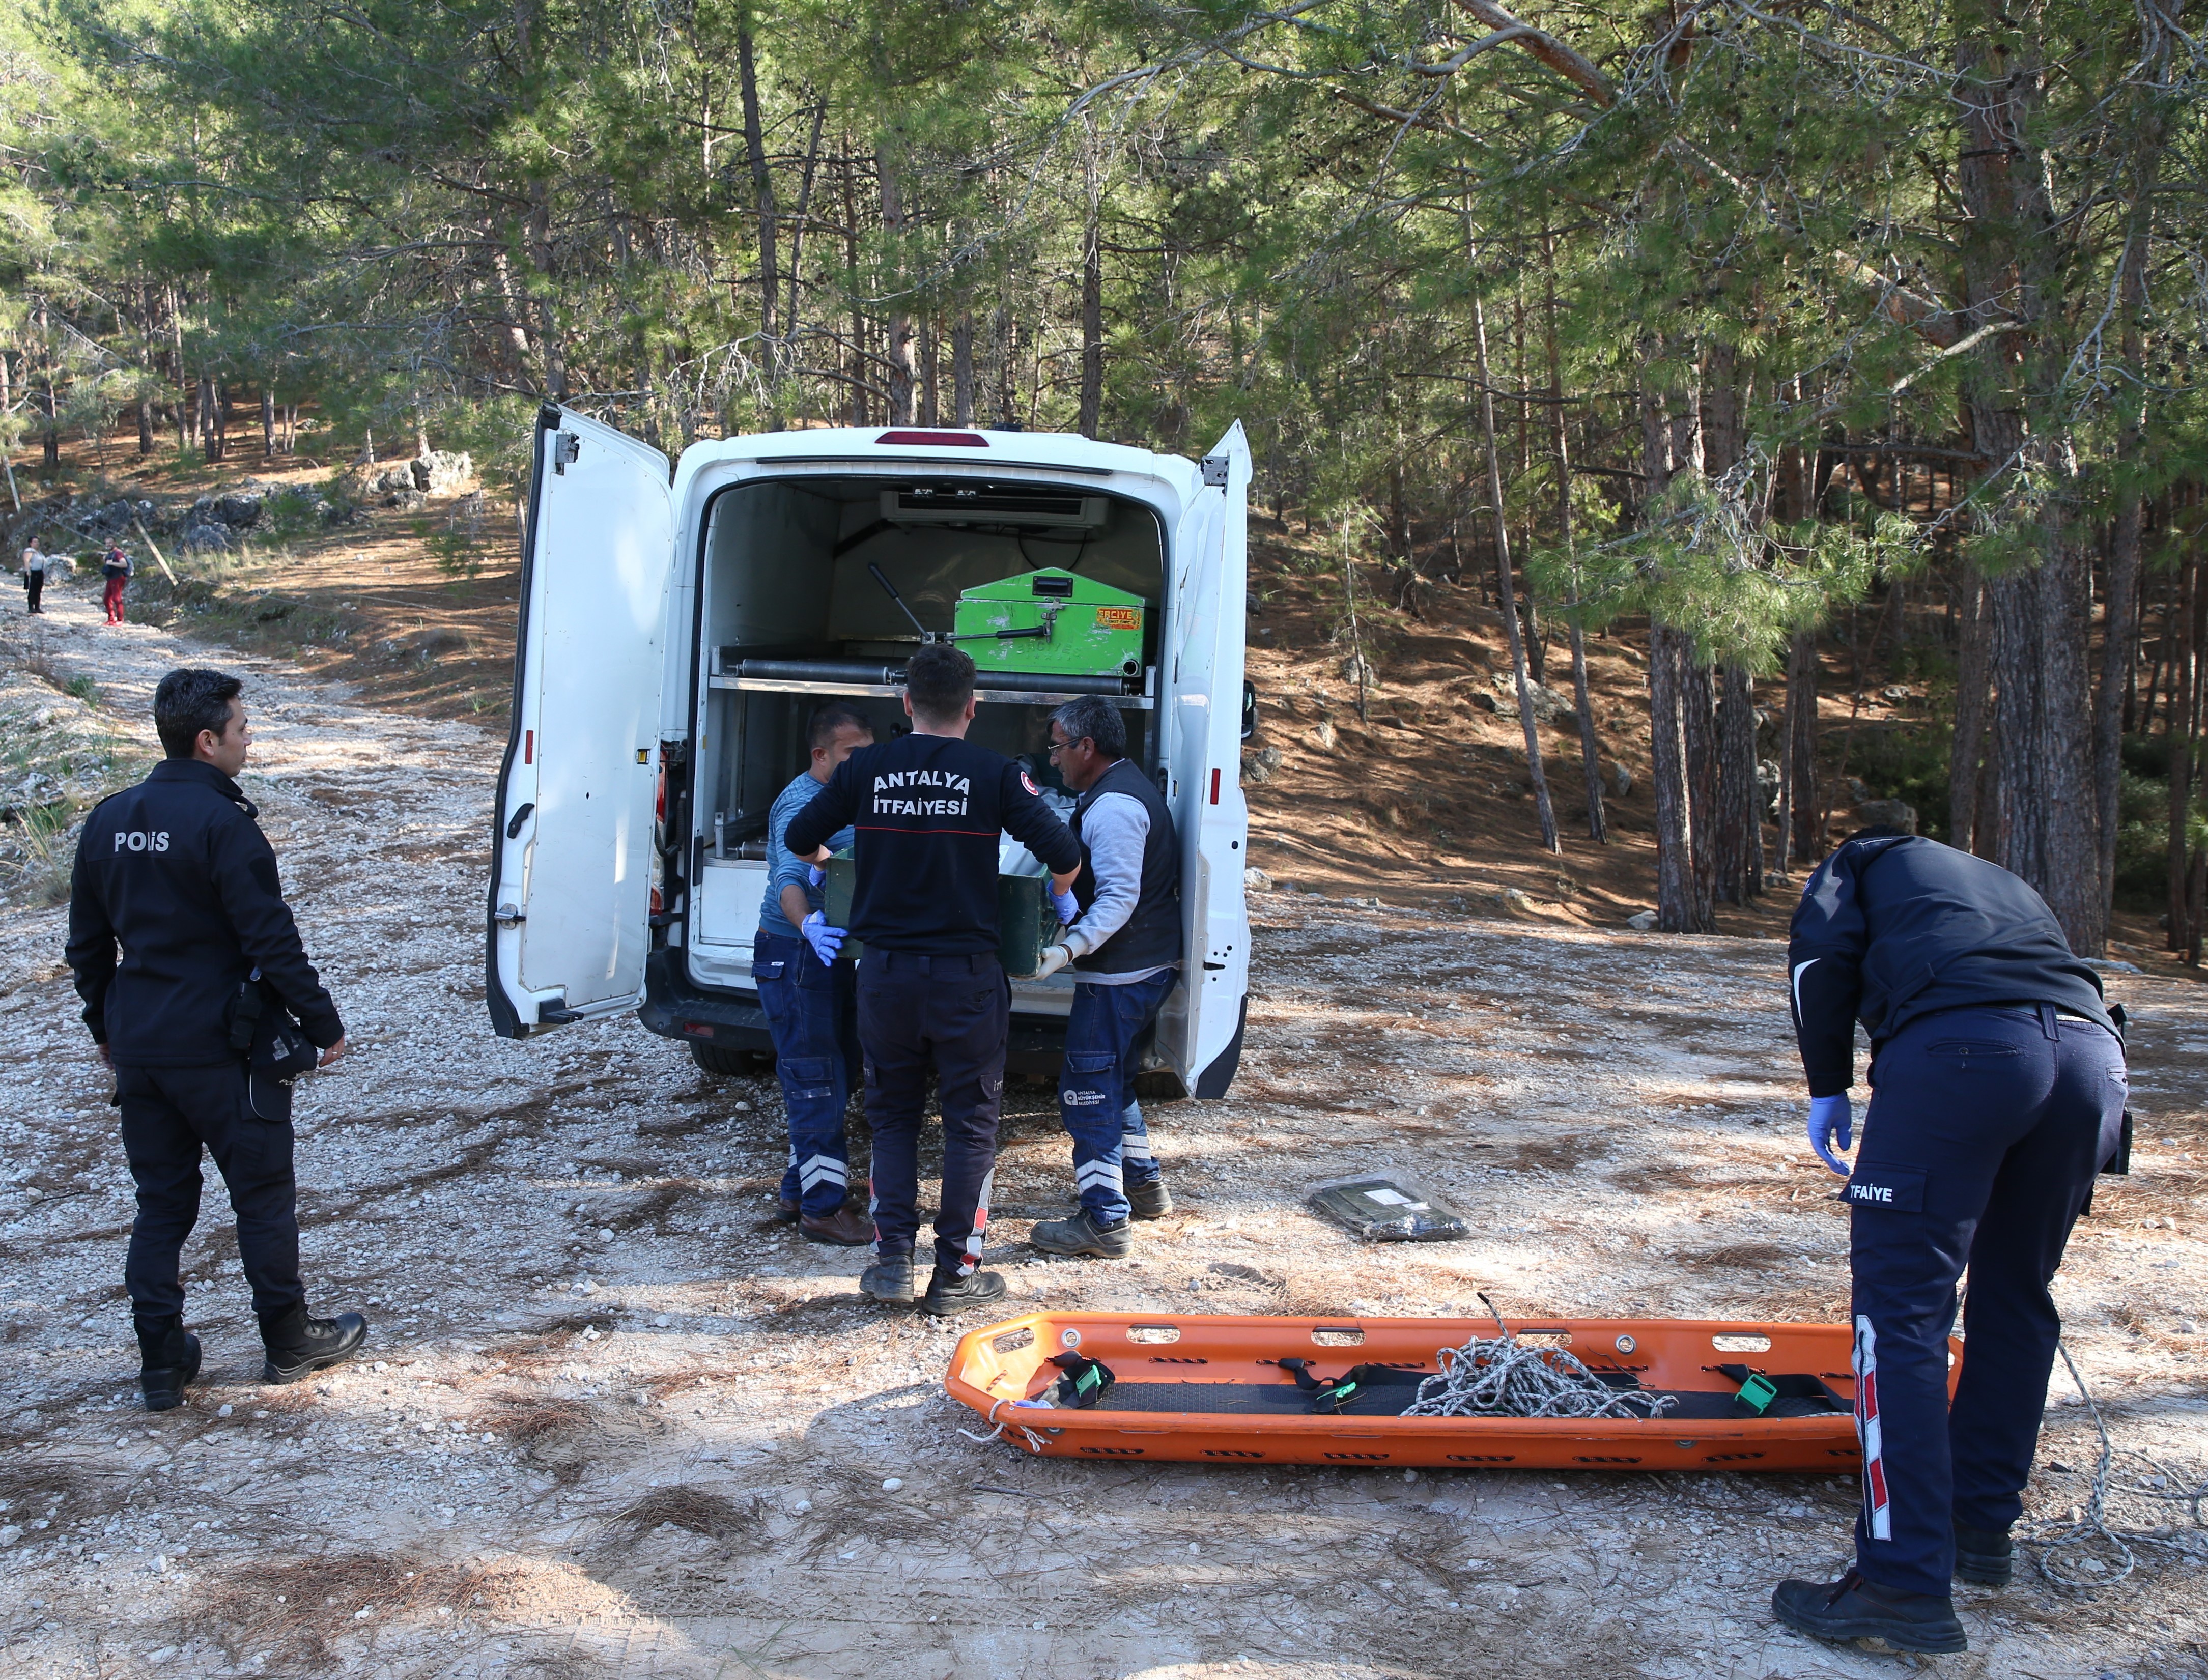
[856,951,1009,1277]
[116,1062,305,1320]
[1846,1004,2124,1597]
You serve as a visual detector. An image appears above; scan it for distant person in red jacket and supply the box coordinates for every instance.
[101,545,132,624]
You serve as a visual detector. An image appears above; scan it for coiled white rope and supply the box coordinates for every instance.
[1401,1299,1677,1421]
[2018,1341,2208,1587]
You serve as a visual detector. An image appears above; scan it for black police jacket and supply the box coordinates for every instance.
[1787,834,2111,1097]
[66,758,343,1066]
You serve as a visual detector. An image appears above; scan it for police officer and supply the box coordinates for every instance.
[1026,695,1181,1259]
[785,643,1081,1315]
[756,701,873,1245]
[1771,826,2126,1655]
[65,669,368,1410]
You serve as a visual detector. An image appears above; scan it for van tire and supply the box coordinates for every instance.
[690,1042,773,1076]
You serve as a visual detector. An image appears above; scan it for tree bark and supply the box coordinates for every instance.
[736,27,779,348]
[1956,11,2103,952]
[783,101,826,366]
[1715,663,1761,902]
[1078,199,1104,439]
[1471,270,1557,853]
[2170,554,2197,951]
[952,312,975,426]
[262,389,277,459]
[1786,630,1822,865]
[877,149,913,426]
[1949,568,1993,854]
[1543,231,1604,842]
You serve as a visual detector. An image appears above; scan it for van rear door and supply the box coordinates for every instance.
[1155,422,1252,1095]
[487,405,675,1037]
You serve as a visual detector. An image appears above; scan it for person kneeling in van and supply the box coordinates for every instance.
[756,703,874,1246]
[1027,696,1183,1260]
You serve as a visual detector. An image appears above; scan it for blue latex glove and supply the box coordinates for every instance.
[800,910,845,966]
[1051,889,1079,926]
[806,864,825,888]
[1807,1094,1854,1176]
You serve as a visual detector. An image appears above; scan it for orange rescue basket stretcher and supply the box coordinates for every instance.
[946,1313,1962,1472]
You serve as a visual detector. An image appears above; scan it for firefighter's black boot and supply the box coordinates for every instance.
[1771,1568,1967,1654]
[921,1266,1007,1317]
[1954,1524,2014,1588]
[1126,1179,1174,1220]
[1029,1208,1133,1259]
[135,1314,202,1413]
[860,1253,916,1305]
[259,1304,369,1384]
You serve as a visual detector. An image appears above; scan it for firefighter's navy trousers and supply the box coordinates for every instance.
[857,950,1008,1277]
[1845,1003,2124,1597]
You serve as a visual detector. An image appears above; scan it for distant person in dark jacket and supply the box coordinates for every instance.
[785,643,1081,1315]
[66,668,368,1409]
[1769,828,2126,1655]
[20,543,46,614]
[100,544,131,624]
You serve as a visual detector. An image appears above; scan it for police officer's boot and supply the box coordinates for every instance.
[258,1304,370,1384]
[1770,1568,1967,1654]
[1954,1524,2014,1587]
[134,1314,202,1413]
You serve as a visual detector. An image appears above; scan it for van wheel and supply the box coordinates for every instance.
[690,1042,772,1076]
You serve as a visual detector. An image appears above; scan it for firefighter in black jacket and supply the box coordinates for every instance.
[786,642,1081,1315]
[1770,828,2126,1655]
[66,669,369,1410]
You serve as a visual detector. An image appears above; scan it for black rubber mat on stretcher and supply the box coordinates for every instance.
[1089,1382,1843,1420]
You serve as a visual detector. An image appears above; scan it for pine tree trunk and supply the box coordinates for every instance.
[918,318,938,427]
[1470,277,1556,855]
[2170,555,2197,951]
[262,390,277,459]
[1542,234,1605,843]
[1786,630,1822,865]
[1956,12,2104,953]
[784,103,826,365]
[1078,203,1103,439]
[138,399,155,457]
[1949,570,1992,854]
[952,313,975,425]
[878,151,913,426]
[1684,658,1718,923]
[1650,624,1702,931]
[736,28,779,348]
[1715,664,1760,903]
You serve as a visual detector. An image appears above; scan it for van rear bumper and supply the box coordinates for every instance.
[638,948,1081,1077]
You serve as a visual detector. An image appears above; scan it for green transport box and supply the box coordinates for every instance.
[824,855,1060,978]
[952,567,1145,682]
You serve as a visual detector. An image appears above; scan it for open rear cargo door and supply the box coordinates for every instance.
[1154,422,1252,1096]
[487,406,674,1037]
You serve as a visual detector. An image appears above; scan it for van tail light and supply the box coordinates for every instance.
[650,886,664,917]
[1210,768,1222,805]
[875,430,987,446]
[524,729,534,764]
[655,765,666,823]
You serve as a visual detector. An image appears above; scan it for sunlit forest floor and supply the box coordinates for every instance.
[0,568,2200,1676]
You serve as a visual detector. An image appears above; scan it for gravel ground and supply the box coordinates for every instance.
[0,567,2203,1679]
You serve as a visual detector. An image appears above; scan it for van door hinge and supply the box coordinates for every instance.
[552,432,581,474]
[1200,454,1230,488]
[495,903,526,926]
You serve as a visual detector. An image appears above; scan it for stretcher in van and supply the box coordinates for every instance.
[486,413,1252,1100]
[947,1312,1953,1472]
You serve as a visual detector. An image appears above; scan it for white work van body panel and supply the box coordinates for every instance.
[489,413,1249,1097]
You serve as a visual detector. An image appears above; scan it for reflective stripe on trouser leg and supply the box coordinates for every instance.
[1854,1314,1890,1541]
[958,1167,996,1276]
[1119,1100,1160,1187]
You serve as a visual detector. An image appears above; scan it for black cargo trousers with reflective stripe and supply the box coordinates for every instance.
[856,950,1008,1276]
[1845,1003,2125,1597]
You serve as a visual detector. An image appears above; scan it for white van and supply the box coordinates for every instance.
[486,408,1253,1101]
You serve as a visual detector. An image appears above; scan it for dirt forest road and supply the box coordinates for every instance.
[1,570,2203,1680]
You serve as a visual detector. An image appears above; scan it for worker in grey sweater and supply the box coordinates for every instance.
[1028,696,1183,1259]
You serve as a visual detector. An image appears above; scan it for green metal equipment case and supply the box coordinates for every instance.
[823,855,1059,979]
[952,567,1145,682]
